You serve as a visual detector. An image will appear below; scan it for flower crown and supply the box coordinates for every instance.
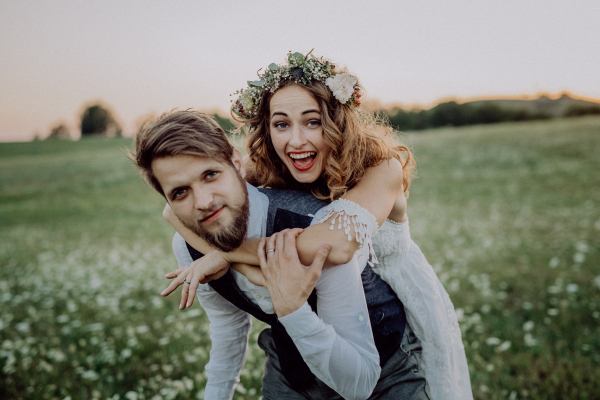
[231,50,361,118]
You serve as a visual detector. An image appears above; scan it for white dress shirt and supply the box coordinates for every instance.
[171,184,380,400]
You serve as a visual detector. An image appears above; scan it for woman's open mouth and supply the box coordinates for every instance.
[288,151,317,171]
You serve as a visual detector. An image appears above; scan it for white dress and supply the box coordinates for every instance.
[318,200,473,400]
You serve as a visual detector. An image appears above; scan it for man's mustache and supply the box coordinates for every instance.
[195,202,227,224]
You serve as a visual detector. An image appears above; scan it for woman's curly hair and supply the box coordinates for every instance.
[233,66,416,202]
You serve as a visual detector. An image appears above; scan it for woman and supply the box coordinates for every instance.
[164,51,472,400]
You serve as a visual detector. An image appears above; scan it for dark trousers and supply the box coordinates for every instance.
[258,323,432,400]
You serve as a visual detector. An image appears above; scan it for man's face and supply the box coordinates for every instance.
[152,153,249,252]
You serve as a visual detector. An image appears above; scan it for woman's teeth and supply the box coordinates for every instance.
[289,152,316,159]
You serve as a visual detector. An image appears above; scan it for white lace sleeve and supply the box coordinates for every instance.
[318,199,380,266]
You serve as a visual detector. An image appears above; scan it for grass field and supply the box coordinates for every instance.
[1,116,599,399]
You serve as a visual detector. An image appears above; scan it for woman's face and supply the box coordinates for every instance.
[269,85,329,183]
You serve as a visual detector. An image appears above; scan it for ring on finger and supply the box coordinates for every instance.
[266,248,275,254]
[184,278,191,284]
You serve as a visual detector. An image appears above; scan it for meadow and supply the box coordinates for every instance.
[1,116,599,399]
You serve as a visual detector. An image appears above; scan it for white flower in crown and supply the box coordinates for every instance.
[326,73,358,104]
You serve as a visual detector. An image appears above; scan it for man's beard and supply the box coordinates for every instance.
[178,178,250,253]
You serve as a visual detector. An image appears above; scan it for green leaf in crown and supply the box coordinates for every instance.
[247,80,265,88]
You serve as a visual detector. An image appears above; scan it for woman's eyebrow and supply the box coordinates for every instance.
[302,109,320,115]
[271,111,288,118]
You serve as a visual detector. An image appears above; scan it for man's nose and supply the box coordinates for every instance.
[192,187,214,210]
[289,125,308,148]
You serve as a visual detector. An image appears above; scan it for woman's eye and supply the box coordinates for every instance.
[274,122,288,129]
[307,119,321,128]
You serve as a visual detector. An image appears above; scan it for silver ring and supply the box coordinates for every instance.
[184,278,191,284]
[266,248,275,254]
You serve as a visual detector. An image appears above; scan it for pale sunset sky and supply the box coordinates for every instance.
[1,0,598,141]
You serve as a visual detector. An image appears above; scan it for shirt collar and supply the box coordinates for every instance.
[246,183,269,239]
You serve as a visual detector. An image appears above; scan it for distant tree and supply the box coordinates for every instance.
[48,123,71,140]
[80,104,122,137]
[427,101,477,127]
[212,113,236,134]
[564,105,600,117]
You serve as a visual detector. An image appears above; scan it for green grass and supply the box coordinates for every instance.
[1,117,599,399]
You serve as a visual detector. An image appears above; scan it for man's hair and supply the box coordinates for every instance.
[130,110,234,196]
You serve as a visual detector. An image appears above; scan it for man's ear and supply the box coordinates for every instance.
[231,149,246,179]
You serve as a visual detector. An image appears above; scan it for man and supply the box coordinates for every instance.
[131,110,430,400]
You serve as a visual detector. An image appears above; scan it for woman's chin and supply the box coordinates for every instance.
[289,168,320,184]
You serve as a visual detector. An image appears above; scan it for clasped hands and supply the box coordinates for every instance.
[162,228,331,317]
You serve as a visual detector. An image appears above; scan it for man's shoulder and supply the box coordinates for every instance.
[172,232,193,267]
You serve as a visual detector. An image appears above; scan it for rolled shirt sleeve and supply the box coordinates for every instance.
[172,233,252,400]
[278,254,381,400]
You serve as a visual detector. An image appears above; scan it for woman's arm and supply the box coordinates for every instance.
[295,157,405,266]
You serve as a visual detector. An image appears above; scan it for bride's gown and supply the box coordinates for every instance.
[319,200,473,400]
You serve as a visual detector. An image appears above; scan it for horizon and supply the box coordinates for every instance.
[1,0,599,142]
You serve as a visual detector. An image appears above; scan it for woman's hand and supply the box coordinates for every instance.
[161,250,230,309]
[163,203,177,224]
[258,228,331,317]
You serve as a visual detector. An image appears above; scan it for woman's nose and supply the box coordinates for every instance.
[289,125,307,148]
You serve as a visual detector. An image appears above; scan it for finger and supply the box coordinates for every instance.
[275,231,286,263]
[180,281,189,310]
[310,243,332,277]
[283,229,301,262]
[258,237,268,268]
[186,265,205,308]
[289,228,304,238]
[266,234,277,257]
[165,267,185,279]
[161,269,189,297]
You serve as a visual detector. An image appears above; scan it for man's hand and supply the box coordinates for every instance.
[162,250,230,309]
[258,228,331,317]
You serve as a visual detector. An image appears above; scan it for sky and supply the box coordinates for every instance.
[1,0,599,141]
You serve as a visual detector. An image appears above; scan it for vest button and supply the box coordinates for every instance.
[256,294,262,299]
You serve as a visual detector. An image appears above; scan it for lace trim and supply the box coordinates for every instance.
[318,199,380,266]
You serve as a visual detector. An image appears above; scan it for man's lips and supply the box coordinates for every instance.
[200,206,225,223]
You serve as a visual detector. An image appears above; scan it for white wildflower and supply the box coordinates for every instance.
[548,256,559,268]
[496,340,511,352]
[326,73,357,103]
[523,321,535,331]
[566,283,579,293]
[524,333,538,346]
[485,337,501,345]
[594,275,600,289]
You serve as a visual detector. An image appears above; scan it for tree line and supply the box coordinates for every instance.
[47,97,600,140]
[385,101,600,132]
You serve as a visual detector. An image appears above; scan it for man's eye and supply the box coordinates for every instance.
[173,189,186,199]
[206,171,218,179]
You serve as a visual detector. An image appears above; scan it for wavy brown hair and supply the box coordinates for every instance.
[234,68,416,201]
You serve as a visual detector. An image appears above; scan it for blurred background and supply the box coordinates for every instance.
[1,1,599,399]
